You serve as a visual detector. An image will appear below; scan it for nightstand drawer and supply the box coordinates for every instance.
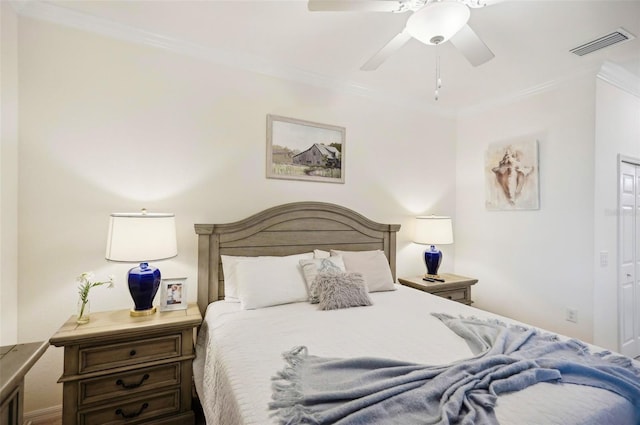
[433,288,468,302]
[79,363,181,406]
[79,388,180,425]
[79,335,181,374]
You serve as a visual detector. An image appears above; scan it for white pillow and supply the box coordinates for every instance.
[330,249,396,293]
[234,254,313,310]
[299,257,346,303]
[314,249,331,259]
[221,252,312,302]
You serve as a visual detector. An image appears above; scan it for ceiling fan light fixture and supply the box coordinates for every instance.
[406,1,470,45]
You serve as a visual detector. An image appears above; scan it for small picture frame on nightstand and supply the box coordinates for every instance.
[159,277,187,311]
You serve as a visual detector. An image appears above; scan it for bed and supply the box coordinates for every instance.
[193,201,639,425]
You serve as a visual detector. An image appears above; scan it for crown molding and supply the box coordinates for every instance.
[597,61,640,98]
[18,1,628,118]
[457,66,600,117]
[457,60,640,117]
[15,1,455,118]
[8,1,29,14]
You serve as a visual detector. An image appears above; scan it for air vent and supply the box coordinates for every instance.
[570,28,635,56]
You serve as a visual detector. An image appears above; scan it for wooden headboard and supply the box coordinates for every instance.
[194,202,401,315]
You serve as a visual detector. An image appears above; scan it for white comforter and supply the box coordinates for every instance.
[194,285,635,424]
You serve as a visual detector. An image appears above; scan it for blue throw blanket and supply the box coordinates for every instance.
[269,314,640,425]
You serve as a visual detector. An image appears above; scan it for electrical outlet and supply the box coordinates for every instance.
[566,308,578,323]
[600,251,608,267]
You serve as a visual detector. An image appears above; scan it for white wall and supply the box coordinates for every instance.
[17,17,457,413]
[17,8,637,418]
[593,66,640,350]
[1,1,19,346]
[455,77,597,342]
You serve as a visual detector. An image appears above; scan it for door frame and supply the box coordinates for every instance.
[618,154,640,355]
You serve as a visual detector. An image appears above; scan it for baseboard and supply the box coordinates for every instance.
[23,405,62,425]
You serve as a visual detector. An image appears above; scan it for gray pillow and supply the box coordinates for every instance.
[301,257,346,304]
[312,272,372,310]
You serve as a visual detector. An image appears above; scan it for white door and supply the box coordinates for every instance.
[619,160,640,357]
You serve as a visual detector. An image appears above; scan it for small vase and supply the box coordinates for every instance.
[77,299,90,325]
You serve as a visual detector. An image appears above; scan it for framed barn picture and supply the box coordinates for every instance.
[267,114,345,183]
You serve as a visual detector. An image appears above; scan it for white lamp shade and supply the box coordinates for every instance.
[105,213,177,262]
[406,1,470,45]
[414,216,454,245]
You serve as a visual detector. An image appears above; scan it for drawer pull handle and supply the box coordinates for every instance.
[115,402,149,419]
[116,373,149,389]
[129,349,137,356]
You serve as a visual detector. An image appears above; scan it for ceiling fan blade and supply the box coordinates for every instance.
[308,0,404,12]
[361,30,412,71]
[450,24,494,67]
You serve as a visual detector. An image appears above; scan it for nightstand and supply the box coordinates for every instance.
[49,304,202,425]
[1,342,48,425]
[398,273,478,305]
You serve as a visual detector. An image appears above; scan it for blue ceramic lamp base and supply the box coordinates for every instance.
[423,245,443,278]
[128,262,161,317]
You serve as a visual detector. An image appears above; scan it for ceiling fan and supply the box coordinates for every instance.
[308,0,500,71]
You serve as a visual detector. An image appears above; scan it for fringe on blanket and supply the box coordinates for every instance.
[269,346,320,425]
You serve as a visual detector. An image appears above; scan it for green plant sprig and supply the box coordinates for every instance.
[77,272,115,304]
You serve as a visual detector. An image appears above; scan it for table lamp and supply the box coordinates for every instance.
[105,210,177,316]
[413,216,453,278]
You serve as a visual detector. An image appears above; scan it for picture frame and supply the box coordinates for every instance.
[267,114,345,184]
[485,138,540,211]
[159,277,187,311]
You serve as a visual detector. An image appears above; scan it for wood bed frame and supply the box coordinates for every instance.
[194,202,401,315]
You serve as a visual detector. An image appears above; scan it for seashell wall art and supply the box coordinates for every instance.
[485,139,539,210]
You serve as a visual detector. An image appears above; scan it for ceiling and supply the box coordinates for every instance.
[18,0,640,113]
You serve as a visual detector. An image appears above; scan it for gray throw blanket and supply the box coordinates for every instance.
[269,314,640,425]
